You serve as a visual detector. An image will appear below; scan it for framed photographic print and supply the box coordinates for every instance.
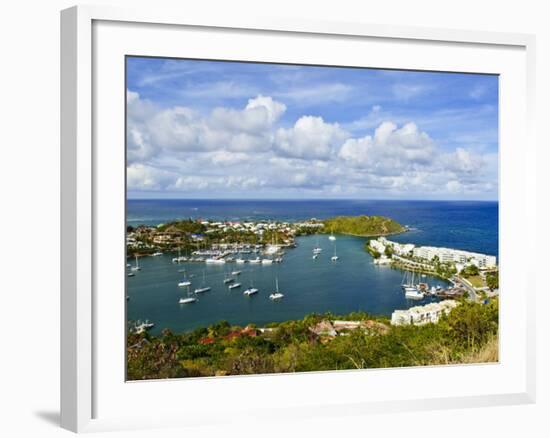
[61,5,536,433]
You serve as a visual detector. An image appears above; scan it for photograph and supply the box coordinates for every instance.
[125,56,499,380]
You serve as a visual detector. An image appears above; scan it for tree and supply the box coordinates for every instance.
[384,245,394,257]
[486,272,499,290]
[461,264,479,277]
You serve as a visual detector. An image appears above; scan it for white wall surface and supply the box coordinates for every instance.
[0,0,547,437]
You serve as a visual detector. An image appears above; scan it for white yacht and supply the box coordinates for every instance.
[178,269,192,287]
[134,320,154,333]
[405,288,425,300]
[236,258,246,264]
[243,287,258,296]
[152,252,163,256]
[127,272,135,277]
[206,258,225,264]
[228,282,241,290]
[231,270,242,276]
[331,243,339,261]
[261,259,273,265]
[269,277,284,300]
[179,286,197,304]
[194,271,211,294]
[328,227,336,241]
[264,244,279,255]
[313,236,322,255]
[249,257,261,264]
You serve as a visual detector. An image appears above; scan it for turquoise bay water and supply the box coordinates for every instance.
[126,199,498,334]
[127,234,449,334]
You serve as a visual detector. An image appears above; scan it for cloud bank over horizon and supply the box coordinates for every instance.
[126,58,498,200]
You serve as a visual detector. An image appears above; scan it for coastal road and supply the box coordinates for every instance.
[454,276,479,302]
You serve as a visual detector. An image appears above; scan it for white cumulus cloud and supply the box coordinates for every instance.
[275,116,348,160]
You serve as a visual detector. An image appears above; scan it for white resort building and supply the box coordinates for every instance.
[391,300,459,326]
[369,237,414,256]
[368,237,497,269]
[412,246,497,268]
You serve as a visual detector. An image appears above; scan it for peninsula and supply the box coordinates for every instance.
[126,215,406,257]
[322,215,406,237]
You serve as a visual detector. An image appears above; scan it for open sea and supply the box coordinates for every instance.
[127,199,498,334]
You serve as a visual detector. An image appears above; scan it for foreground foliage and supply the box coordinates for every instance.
[127,299,498,380]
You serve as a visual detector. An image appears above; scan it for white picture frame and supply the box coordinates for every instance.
[60,4,536,433]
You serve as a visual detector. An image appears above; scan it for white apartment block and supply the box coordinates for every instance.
[391,300,459,326]
[412,246,497,268]
[370,237,414,256]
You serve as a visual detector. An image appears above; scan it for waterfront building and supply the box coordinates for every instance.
[391,300,459,326]
[369,237,497,269]
[412,246,497,268]
[369,237,414,257]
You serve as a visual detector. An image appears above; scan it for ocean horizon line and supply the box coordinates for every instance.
[127,197,499,203]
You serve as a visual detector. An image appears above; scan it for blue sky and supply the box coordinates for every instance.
[126,57,498,200]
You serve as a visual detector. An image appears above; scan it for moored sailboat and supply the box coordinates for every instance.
[179,285,197,304]
[131,255,141,271]
[269,276,284,300]
[178,269,192,287]
[194,271,211,293]
[331,242,339,261]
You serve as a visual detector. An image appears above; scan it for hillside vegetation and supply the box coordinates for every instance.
[323,215,405,237]
[127,299,498,380]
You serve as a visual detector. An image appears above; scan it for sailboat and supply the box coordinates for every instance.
[131,255,141,271]
[401,271,415,290]
[331,242,339,261]
[402,271,424,300]
[405,287,424,300]
[178,269,192,287]
[329,227,336,241]
[172,247,181,263]
[243,275,259,296]
[313,235,322,255]
[223,270,234,284]
[269,276,284,300]
[194,271,211,294]
[179,285,197,304]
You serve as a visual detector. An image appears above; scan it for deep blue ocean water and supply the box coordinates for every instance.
[126,199,498,334]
